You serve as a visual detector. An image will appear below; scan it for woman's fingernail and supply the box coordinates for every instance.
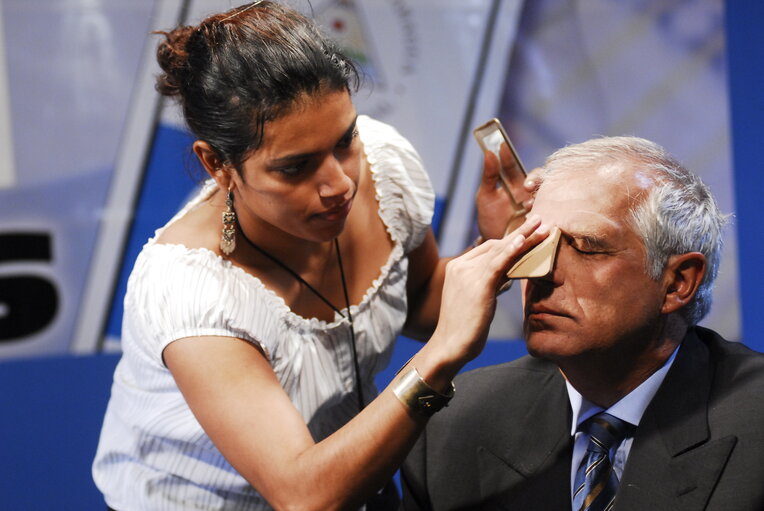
[536,223,550,235]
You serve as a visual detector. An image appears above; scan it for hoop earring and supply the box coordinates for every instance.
[220,190,236,255]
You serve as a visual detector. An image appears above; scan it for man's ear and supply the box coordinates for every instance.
[661,252,706,315]
[193,140,232,190]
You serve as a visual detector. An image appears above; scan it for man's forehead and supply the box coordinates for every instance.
[533,165,649,233]
[535,171,622,212]
[533,200,623,237]
[539,163,654,202]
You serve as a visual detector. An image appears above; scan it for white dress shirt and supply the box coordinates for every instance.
[566,345,680,504]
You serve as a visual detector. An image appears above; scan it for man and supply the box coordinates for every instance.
[401,136,764,510]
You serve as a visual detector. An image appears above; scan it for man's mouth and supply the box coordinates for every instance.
[526,303,570,319]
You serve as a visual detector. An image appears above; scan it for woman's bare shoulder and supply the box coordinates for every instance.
[155,196,221,252]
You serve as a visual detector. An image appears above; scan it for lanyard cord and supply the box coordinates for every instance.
[234,218,365,410]
[334,240,365,410]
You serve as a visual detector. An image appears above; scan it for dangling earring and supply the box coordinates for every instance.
[220,190,236,255]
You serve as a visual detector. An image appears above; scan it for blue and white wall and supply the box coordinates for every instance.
[0,1,761,508]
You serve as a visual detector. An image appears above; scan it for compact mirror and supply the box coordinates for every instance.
[473,118,531,234]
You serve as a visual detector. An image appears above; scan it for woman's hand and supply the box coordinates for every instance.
[404,157,545,340]
[413,215,549,388]
[520,167,542,212]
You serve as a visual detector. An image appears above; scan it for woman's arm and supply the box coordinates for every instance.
[165,335,419,511]
[402,229,449,340]
[164,216,547,511]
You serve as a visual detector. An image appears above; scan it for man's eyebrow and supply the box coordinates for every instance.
[568,232,611,249]
[268,116,358,166]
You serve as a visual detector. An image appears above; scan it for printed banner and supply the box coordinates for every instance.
[0,0,157,358]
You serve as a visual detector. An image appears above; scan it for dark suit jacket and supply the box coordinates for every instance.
[401,327,764,510]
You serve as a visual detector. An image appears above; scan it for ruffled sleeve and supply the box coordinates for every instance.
[357,116,435,253]
[124,244,277,362]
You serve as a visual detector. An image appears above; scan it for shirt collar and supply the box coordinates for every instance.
[567,344,680,435]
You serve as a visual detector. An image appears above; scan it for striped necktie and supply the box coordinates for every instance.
[573,412,632,511]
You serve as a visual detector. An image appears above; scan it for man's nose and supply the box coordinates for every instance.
[527,244,565,287]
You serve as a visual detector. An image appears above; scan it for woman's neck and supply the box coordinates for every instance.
[231,203,337,276]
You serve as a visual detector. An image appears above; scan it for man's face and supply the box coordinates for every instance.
[522,164,667,365]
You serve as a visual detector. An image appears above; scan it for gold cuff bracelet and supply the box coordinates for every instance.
[392,368,455,417]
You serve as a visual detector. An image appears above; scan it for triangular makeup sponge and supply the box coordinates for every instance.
[506,226,561,279]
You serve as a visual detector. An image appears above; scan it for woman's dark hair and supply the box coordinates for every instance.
[155,1,359,170]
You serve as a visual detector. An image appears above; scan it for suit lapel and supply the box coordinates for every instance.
[616,330,736,510]
[476,363,573,509]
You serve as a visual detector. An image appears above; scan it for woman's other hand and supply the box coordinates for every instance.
[475,145,543,240]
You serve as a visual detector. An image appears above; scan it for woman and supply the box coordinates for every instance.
[92,2,546,510]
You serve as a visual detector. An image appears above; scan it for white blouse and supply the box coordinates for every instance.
[93,116,435,510]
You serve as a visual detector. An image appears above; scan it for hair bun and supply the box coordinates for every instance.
[154,25,196,97]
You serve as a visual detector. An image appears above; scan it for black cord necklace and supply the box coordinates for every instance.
[234,217,365,411]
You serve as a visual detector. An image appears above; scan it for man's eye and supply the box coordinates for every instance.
[570,242,603,255]
[573,244,611,256]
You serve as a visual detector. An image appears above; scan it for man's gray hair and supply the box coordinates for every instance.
[541,136,729,325]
